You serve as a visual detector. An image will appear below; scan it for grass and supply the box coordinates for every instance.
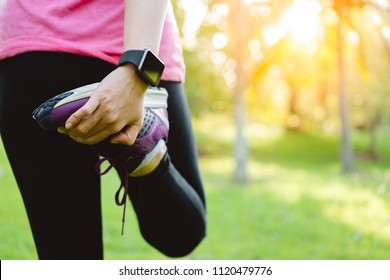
[1,118,390,259]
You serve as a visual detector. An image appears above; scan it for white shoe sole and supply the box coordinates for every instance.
[54,83,168,109]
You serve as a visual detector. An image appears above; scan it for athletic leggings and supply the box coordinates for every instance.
[0,52,206,259]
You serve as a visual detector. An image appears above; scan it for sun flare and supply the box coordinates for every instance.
[284,0,322,43]
[264,0,322,45]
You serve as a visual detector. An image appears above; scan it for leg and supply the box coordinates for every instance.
[127,81,207,257]
[0,52,115,259]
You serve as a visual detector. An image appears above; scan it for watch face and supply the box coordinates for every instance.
[139,50,165,86]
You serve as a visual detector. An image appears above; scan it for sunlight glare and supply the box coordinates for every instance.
[346,29,360,46]
[382,26,390,38]
[283,0,322,44]
[264,0,322,45]
[243,0,270,5]
[179,0,208,49]
[248,39,263,61]
[263,25,284,46]
[212,32,228,49]
[253,5,272,18]
[371,12,383,26]
[211,51,227,65]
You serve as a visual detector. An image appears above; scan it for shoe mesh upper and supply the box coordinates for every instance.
[32,91,74,127]
[138,108,155,139]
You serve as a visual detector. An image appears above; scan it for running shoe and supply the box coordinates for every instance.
[33,83,168,130]
[32,83,169,234]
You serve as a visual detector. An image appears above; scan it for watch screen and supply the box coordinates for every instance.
[140,51,165,86]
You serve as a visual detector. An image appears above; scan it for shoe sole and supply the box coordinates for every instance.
[54,83,168,109]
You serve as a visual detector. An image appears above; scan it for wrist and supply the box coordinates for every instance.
[119,64,148,88]
[114,65,148,105]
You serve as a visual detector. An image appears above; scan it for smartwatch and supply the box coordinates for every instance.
[118,49,165,87]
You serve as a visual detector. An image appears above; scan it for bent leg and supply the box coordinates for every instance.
[127,81,207,257]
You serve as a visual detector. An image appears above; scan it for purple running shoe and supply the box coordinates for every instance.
[32,83,169,234]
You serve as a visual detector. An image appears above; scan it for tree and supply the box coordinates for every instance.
[331,0,390,171]
[176,0,293,184]
[174,0,390,176]
[232,0,249,183]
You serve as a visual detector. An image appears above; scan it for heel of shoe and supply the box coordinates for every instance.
[144,87,168,109]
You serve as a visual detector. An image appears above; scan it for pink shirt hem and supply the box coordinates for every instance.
[0,1,185,82]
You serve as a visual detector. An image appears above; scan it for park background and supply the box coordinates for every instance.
[1,0,390,259]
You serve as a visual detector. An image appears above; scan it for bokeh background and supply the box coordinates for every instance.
[1,0,390,259]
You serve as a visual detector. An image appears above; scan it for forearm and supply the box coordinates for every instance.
[123,0,169,53]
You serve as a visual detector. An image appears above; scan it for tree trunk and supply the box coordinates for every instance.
[337,20,355,173]
[368,126,377,158]
[233,0,248,184]
[233,80,248,184]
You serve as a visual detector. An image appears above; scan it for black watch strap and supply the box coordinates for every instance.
[117,50,144,68]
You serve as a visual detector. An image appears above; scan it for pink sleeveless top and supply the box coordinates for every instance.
[0,0,185,82]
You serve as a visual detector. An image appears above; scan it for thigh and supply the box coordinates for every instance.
[0,52,115,259]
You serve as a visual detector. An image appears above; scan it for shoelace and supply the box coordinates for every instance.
[96,157,129,235]
[95,150,147,235]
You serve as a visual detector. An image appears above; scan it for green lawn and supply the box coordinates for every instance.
[1,119,390,259]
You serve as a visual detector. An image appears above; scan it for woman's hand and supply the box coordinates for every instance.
[59,65,148,146]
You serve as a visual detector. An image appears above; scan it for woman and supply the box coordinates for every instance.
[0,0,206,259]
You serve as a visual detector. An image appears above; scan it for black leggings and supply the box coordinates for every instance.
[0,52,206,259]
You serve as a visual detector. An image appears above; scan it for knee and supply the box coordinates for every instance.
[142,222,207,258]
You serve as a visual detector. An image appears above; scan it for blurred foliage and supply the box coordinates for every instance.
[171,0,390,146]
[174,0,390,122]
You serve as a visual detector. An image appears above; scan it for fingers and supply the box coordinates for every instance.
[61,124,141,146]
[57,106,142,146]
[110,125,141,146]
[62,91,123,144]
[64,120,125,145]
[65,96,100,130]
